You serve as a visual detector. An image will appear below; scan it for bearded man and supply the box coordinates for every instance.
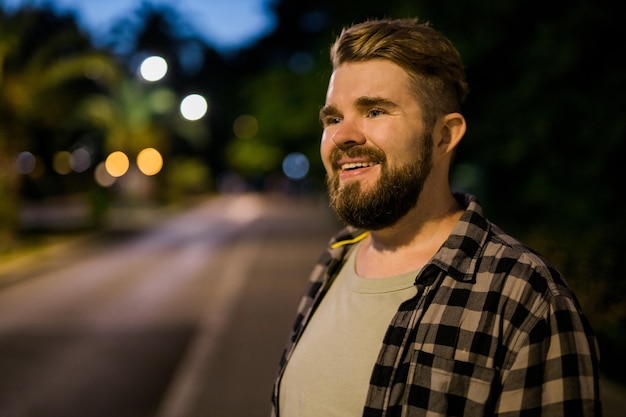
[272,18,601,417]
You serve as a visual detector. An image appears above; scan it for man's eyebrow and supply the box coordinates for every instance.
[354,96,398,109]
[319,104,339,121]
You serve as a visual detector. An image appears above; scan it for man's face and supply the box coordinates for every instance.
[319,60,433,230]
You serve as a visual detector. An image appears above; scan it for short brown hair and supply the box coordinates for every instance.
[330,18,469,129]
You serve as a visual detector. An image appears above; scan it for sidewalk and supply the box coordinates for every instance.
[0,232,97,288]
[0,198,177,287]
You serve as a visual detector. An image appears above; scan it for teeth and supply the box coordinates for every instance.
[341,162,377,170]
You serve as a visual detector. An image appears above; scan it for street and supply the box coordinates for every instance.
[0,193,340,417]
[0,193,623,417]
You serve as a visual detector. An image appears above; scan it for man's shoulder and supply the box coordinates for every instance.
[454,191,563,291]
[480,222,574,302]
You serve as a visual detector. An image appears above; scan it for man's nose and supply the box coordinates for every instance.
[331,119,366,149]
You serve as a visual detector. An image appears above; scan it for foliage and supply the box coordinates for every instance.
[164,157,213,203]
[409,0,626,381]
[0,5,118,245]
[106,2,231,173]
[79,80,172,155]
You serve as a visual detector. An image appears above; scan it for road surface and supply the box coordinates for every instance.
[0,193,623,416]
[0,193,340,417]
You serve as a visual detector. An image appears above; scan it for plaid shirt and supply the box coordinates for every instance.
[271,193,601,417]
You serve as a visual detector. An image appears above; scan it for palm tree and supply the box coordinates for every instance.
[0,6,119,247]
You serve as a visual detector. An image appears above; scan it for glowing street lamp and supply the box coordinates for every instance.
[136,148,163,176]
[180,94,208,121]
[105,151,130,177]
[139,56,168,82]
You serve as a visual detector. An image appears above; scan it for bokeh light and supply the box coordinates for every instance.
[282,152,310,180]
[139,55,168,82]
[94,162,116,187]
[70,147,91,173]
[180,94,208,120]
[16,151,36,175]
[136,148,163,176]
[233,114,259,139]
[105,151,130,177]
[53,151,72,175]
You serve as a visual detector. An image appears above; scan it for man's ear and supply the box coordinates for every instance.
[433,112,466,158]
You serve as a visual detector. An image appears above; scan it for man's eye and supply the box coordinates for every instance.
[367,108,384,117]
[324,117,341,126]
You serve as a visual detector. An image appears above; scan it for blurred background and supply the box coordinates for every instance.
[0,0,624,415]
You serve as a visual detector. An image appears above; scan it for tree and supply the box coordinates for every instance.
[0,5,118,246]
[106,3,230,175]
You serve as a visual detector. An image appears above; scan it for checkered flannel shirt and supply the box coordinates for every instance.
[271,192,601,417]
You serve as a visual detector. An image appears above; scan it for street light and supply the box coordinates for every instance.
[139,56,168,82]
[180,94,208,121]
[136,148,163,176]
[105,151,130,178]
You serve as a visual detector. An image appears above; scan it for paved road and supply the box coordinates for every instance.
[0,193,623,416]
[0,193,340,417]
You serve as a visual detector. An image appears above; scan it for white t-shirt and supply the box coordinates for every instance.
[279,243,419,416]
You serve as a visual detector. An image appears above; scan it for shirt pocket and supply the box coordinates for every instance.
[402,350,497,417]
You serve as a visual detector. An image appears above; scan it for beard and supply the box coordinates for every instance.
[326,135,432,230]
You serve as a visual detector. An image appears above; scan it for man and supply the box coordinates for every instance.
[272,18,601,417]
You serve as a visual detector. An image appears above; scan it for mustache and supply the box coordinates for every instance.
[330,146,387,166]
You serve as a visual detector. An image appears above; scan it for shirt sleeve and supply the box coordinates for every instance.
[495,294,602,416]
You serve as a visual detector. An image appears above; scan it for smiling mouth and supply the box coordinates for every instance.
[340,161,379,171]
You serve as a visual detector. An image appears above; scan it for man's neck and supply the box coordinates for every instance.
[355,192,463,279]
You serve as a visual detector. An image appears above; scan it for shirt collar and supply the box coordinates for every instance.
[327,192,491,283]
[429,192,491,282]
